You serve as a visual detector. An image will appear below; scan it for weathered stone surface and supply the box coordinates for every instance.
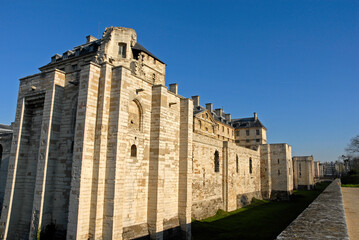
[0,26,302,240]
[293,156,315,190]
[277,179,349,240]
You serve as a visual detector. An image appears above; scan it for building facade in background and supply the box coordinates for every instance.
[293,156,315,190]
[0,27,303,240]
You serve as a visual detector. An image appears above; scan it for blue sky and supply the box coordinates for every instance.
[0,0,358,162]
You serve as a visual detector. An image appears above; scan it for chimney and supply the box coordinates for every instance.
[215,108,223,117]
[86,35,98,43]
[225,113,231,122]
[206,103,213,112]
[192,96,199,106]
[169,83,178,94]
[254,112,258,121]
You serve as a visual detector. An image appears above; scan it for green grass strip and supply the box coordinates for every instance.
[192,181,330,240]
[341,184,359,188]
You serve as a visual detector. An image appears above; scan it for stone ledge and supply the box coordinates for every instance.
[277,179,349,240]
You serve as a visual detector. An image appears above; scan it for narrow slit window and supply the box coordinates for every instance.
[214,151,220,172]
[249,158,252,174]
[236,155,239,173]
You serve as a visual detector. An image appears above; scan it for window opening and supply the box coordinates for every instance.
[249,158,252,174]
[131,144,137,157]
[236,155,239,173]
[118,43,127,58]
[214,151,220,172]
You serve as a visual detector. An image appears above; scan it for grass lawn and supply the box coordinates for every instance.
[341,184,359,187]
[192,181,330,240]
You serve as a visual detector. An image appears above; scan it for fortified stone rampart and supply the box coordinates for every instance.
[267,144,294,200]
[0,125,12,217]
[277,179,349,240]
[0,26,305,240]
[293,156,315,190]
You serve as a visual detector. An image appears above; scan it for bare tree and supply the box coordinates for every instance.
[345,135,359,171]
[346,135,359,156]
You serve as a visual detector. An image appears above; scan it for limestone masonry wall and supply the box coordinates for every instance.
[0,26,303,240]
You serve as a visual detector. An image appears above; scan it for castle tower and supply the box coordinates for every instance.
[0,27,192,240]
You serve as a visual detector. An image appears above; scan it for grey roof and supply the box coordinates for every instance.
[231,117,266,129]
[193,105,232,126]
[132,42,164,64]
[193,103,266,129]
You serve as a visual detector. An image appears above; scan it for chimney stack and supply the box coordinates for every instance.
[169,83,178,94]
[254,112,258,121]
[225,113,231,122]
[86,35,98,43]
[215,108,223,117]
[192,96,199,106]
[206,103,213,112]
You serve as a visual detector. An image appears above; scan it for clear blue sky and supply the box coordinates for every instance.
[1,0,358,162]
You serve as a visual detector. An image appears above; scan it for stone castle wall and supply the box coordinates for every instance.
[192,133,224,220]
[266,144,293,200]
[191,133,262,219]
[224,142,261,212]
[0,133,12,218]
[0,26,299,240]
[293,156,315,190]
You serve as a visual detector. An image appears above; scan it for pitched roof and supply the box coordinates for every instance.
[132,42,164,64]
[231,117,266,129]
[193,105,233,126]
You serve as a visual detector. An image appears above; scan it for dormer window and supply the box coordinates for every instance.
[118,43,126,58]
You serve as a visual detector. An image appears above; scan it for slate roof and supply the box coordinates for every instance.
[193,105,266,129]
[132,42,164,64]
[231,117,266,129]
[193,105,233,126]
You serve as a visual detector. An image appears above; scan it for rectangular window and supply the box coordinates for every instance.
[246,139,249,143]
[236,131,239,136]
[256,129,259,135]
[246,130,249,136]
[72,64,78,71]
[118,43,127,58]
[256,139,260,142]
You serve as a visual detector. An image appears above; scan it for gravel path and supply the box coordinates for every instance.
[342,187,359,240]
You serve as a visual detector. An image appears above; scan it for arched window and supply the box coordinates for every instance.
[131,144,137,157]
[249,158,252,174]
[236,155,239,173]
[214,151,220,172]
[129,100,142,131]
